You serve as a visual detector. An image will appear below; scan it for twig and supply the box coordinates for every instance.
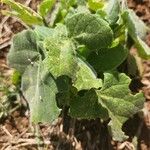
[2,126,13,139]
[0,31,12,39]
[9,105,20,114]
[118,141,135,150]
[0,34,11,44]
[17,128,30,139]
[0,41,11,50]
[2,138,51,149]
[0,16,9,33]
[11,138,51,149]
[1,143,11,150]
[4,23,12,34]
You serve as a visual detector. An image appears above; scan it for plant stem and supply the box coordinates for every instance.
[62,105,70,133]
[35,124,42,150]
[99,119,113,150]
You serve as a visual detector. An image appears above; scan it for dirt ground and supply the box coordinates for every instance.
[0,0,150,149]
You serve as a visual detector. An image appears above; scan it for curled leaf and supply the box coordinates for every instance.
[122,9,150,59]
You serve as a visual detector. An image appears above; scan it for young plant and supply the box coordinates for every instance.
[1,0,150,141]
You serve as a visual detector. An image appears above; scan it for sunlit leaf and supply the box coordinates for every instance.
[1,0,43,25]
[44,38,78,78]
[97,72,144,141]
[74,58,102,90]
[66,13,113,50]
[38,0,56,17]
[22,62,60,123]
[104,0,120,25]
[7,30,41,73]
[88,0,104,11]
[122,9,150,59]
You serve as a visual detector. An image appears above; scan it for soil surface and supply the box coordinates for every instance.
[0,0,150,150]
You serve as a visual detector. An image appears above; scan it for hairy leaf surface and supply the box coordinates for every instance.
[44,38,78,78]
[35,26,54,40]
[70,89,108,119]
[122,9,150,59]
[21,63,60,123]
[66,13,113,50]
[7,30,40,73]
[104,0,120,25]
[97,72,144,141]
[73,58,102,90]
[56,76,77,108]
[53,24,69,39]
[87,44,128,72]
[35,24,68,40]
[122,9,148,40]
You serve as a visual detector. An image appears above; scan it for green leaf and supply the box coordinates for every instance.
[35,24,68,40]
[76,5,90,14]
[38,0,56,17]
[97,72,144,141]
[61,0,77,9]
[44,38,78,78]
[21,62,60,123]
[122,9,150,59]
[122,9,148,40]
[1,0,43,25]
[73,58,102,90]
[7,30,41,73]
[88,0,104,11]
[96,9,107,19]
[135,37,150,60]
[53,23,69,39]
[87,44,128,72]
[76,0,86,6]
[35,26,54,40]
[104,0,120,25]
[66,13,113,50]
[11,70,21,86]
[56,76,72,107]
[70,89,109,119]
[56,76,77,108]
[126,54,139,77]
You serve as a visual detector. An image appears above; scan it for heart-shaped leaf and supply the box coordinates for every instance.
[66,13,113,50]
[7,30,41,73]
